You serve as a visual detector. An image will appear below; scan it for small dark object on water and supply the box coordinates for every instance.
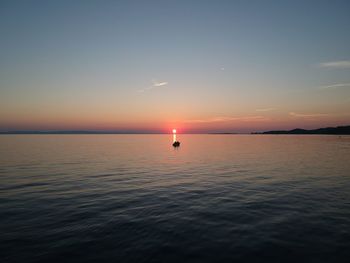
[173,141,180,147]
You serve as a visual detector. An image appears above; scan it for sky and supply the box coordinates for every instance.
[0,0,350,133]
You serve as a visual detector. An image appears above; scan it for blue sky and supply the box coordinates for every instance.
[1,0,350,132]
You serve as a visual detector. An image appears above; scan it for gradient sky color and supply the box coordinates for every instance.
[1,0,350,133]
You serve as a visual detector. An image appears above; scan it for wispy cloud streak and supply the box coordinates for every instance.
[185,116,269,123]
[256,108,276,112]
[319,60,350,69]
[138,79,168,92]
[319,83,350,89]
[152,80,168,87]
[289,112,330,118]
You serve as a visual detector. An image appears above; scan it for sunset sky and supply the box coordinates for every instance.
[1,0,350,133]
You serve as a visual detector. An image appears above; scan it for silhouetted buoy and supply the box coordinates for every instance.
[173,141,180,147]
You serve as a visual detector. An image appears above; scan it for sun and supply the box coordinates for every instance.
[172,129,177,134]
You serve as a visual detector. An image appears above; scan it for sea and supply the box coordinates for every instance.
[1,134,350,263]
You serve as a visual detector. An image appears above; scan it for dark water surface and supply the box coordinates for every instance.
[1,135,350,262]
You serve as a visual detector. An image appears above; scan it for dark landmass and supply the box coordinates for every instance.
[253,125,350,135]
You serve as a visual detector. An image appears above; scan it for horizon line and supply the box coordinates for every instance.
[0,124,349,135]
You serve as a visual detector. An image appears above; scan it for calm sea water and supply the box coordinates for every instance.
[1,135,350,262]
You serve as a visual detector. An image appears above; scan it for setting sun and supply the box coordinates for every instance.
[172,129,177,134]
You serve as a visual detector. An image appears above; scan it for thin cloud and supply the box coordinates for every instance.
[185,116,269,123]
[319,83,350,89]
[138,79,168,92]
[256,108,276,112]
[319,60,350,69]
[152,80,168,87]
[289,112,330,118]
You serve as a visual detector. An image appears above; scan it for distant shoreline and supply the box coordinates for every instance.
[0,131,164,135]
[1,125,349,135]
[252,125,350,135]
